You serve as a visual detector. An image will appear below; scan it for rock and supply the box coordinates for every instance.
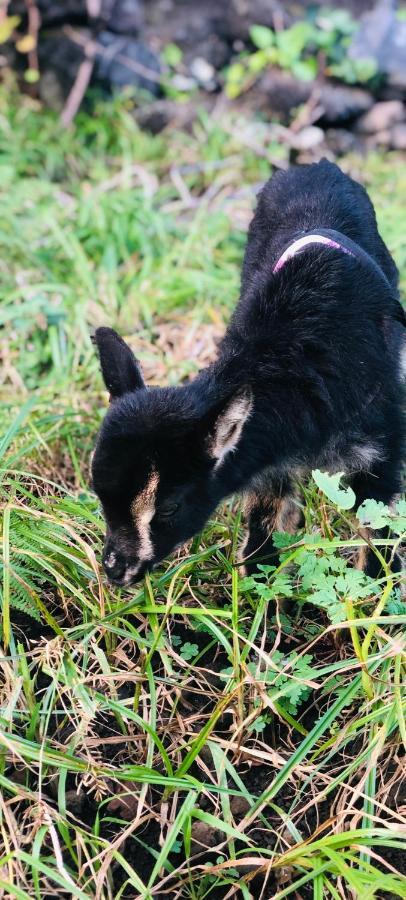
[38,27,161,104]
[95,32,161,96]
[191,36,231,70]
[373,128,392,146]
[289,125,325,151]
[229,795,250,818]
[197,743,215,766]
[38,29,91,100]
[284,0,376,14]
[38,68,66,110]
[65,789,87,816]
[317,84,374,124]
[98,0,143,34]
[107,783,140,820]
[251,71,373,124]
[10,0,88,23]
[227,0,289,40]
[135,98,202,132]
[189,57,216,89]
[144,1,227,51]
[356,99,405,134]
[191,819,221,856]
[253,68,312,117]
[325,128,359,155]
[349,0,406,91]
[390,122,406,149]
[10,0,143,33]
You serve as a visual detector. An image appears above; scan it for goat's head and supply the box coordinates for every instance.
[91,328,252,586]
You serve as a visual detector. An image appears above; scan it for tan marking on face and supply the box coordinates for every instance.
[130,471,160,563]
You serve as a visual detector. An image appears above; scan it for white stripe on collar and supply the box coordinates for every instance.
[273,233,355,273]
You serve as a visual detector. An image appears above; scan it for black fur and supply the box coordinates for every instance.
[92,160,405,585]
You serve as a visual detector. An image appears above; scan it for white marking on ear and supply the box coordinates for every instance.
[89,449,95,480]
[400,342,406,382]
[130,471,160,563]
[209,389,253,468]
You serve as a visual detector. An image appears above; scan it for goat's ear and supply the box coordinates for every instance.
[207,388,253,465]
[92,327,145,399]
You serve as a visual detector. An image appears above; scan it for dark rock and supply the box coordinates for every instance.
[98,0,143,35]
[349,0,406,91]
[325,128,359,155]
[10,0,143,32]
[65,789,87,816]
[38,68,66,110]
[107,782,140,821]
[190,819,221,856]
[229,795,250,818]
[190,36,231,71]
[390,122,406,149]
[250,70,373,124]
[356,99,405,133]
[135,98,202,133]
[317,83,374,124]
[38,29,89,99]
[144,1,227,48]
[144,0,288,49]
[38,27,161,102]
[251,68,312,117]
[376,84,405,101]
[10,0,88,25]
[94,32,161,96]
[226,0,289,40]
[284,0,376,17]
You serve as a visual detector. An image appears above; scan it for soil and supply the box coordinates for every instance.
[29,605,400,897]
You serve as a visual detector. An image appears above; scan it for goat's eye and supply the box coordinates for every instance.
[156,501,180,520]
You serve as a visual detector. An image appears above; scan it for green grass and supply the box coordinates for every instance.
[0,84,405,899]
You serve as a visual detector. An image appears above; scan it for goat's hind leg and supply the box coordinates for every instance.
[240,478,302,576]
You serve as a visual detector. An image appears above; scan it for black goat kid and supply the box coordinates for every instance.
[92,160,405,586]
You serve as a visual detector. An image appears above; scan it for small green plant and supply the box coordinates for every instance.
[221,649,316,719]
[225,8,378,99]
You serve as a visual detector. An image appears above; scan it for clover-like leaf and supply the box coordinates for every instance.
[312,470,356,509]
[357,498,389,529]
[179,641,199,661]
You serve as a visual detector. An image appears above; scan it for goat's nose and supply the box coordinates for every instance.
[103,548,126,582]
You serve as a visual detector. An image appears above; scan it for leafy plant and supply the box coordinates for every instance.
[312,468,356,509]
[222,650,316,718]
[225,8,378,99]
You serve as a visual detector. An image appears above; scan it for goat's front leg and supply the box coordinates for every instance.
[240,479,302,576]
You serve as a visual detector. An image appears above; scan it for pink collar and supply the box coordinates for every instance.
[273,233,355,273]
